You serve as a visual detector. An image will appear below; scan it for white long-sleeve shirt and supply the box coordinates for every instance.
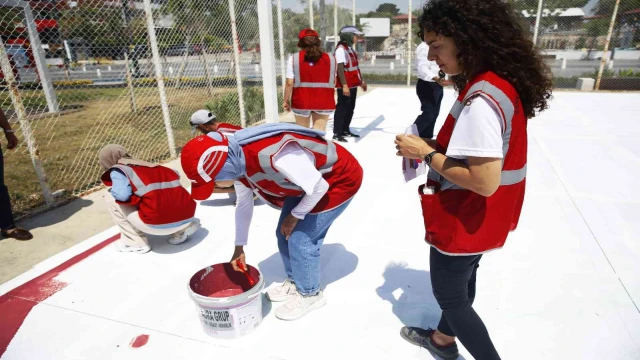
[234,142,330,246]
[415,42,440,82]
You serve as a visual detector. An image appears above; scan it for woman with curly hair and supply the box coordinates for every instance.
[395,0,552,359]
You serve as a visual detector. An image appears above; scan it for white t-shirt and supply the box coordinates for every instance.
[334,47,348,65]
[415,42,440,82]
[234,142,329,246]
[446,96,504,160]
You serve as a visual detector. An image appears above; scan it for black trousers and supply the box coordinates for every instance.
[414,79,444,139]
[333,87,358,135]
[0,149,16,230]
[430,247,501,360]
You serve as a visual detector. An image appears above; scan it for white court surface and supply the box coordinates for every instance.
[2,88,640,360]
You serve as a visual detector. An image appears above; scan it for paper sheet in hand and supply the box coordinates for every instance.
[402,124,426,182]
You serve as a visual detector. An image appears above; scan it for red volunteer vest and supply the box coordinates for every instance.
[291,51,336,112]
[101,164,196,226]
[238,132,362,213]
[420,71,527,255]
[216,122,243,135]
[334,44,362,88]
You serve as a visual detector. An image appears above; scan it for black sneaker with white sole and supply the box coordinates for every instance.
[344,131,360,138]
[400,326,459,360]
[332,134,347,142]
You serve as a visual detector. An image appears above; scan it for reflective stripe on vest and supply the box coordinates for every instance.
[112,165,182,197]
[292,52,336,89]
[341,46,359,72]
[429,80,525,191]
[246,134,338,192]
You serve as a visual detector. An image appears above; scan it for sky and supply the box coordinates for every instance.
[280,0,426,14]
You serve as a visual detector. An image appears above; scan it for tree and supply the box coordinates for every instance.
[376,3,400,15]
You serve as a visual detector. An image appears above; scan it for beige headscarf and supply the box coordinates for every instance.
[99,144,130,171]
[98,144,158,171]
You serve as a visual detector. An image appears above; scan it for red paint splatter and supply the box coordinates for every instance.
[0,234,120,357]
[130,334,149,348]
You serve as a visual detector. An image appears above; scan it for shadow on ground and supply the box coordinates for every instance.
[257,243,359,292]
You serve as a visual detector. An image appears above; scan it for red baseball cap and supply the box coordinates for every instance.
[298,28,319,39]
[180,133,229,200]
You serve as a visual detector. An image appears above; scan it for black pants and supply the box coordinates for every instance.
[0,149,16,231]
[430,247,501,360]
[333,87,358,135]
[414,79,444,139]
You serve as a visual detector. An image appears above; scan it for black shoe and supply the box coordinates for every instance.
[344,131,360,138]
[332,134,347,142]
[400,326,459,360]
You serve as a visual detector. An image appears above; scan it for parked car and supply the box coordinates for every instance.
[163,44,202,57]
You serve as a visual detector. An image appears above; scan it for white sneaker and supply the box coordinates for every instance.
[275,290,326,321]
[266,279,298,302]
[168,219,201,245]
[115,241,151,254]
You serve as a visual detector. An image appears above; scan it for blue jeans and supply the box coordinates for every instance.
[275,197,352,296]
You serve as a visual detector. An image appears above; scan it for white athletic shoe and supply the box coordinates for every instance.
[266,279,298,302]
[275,290,326,321]
[168,219,201,245]
[115,241,151,254]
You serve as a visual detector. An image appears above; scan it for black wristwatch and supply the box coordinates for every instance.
[424,151,438,166]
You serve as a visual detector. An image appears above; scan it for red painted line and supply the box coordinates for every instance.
[0,234,120,357]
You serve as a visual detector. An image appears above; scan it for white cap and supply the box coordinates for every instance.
[340,25,364,35]
[190,109,216,126]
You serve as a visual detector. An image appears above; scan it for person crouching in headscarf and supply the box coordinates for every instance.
[99,144,200,253]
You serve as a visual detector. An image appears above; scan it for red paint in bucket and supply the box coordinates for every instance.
[189,263,260,298]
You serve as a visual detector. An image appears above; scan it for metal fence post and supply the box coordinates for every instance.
[124,52,138,113]
[257,0,279,123]
[22,4,59,113]
[596,0,621,91]
[276,0,286,97]
[309,0,314,28]
[143,0,177,158]
[406,0,412,86]
[352,0,355,25]
[229,0,247,128]
[532,0,543,46]
[334,0,338,48]
[0,39,54,206]
[200,36,216,97]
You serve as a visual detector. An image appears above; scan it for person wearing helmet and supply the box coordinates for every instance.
[180,123,363,321]
[332,25,367,142]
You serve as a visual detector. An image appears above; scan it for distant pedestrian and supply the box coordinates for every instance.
[0,109,33,241]
[332,25,367,142]
[414,41,450,139]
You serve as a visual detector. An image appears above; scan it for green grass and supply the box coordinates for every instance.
[2,84,239,217]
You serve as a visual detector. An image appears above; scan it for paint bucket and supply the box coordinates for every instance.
[188,263,264,339]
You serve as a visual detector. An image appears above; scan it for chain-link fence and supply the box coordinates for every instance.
[517,0,640,90]
[0,0,264,217]
[1,0,639,218]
